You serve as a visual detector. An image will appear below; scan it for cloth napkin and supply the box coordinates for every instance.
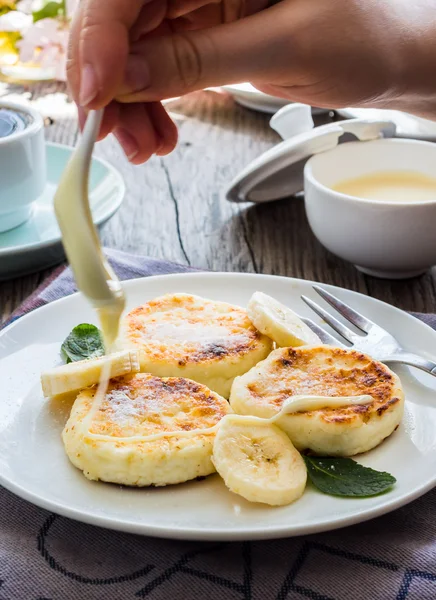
[1,248,435,600]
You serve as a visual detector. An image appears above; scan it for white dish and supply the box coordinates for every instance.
[1,272,436,541]
[1,64,55,82]
[0,142,125,280]
[221,83,326,115]
[0,100,46,232]
[336,107,436,140]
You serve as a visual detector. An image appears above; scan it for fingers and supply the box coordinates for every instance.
[66,1,83,104]
[67,0,146,109]
[131,0,169,42]
[113,102,177,164]
[166,0,220,20]
[68,0,178,165]
[115,3,294,103]
[98,103,122,140]
[166,0,265,22]
[146,102,179,156]
[77,102,121,139]
[78,100,177,163]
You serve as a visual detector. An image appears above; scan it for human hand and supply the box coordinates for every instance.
[68,0,436,164]
[67,0,267,163]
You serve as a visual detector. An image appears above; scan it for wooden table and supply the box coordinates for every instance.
[1,82,436,323]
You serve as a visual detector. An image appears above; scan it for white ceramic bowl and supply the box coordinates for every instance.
[0,101,46,233]
[304,138,436,279]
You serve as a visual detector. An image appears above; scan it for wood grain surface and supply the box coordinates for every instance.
[1,82,435,324]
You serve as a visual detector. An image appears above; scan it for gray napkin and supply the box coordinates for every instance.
[1,248,435,600]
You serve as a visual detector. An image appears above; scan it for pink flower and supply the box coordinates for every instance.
[17,17,69,80]
[2,1,80,81]
[15,1,33,14]
[0,10,31,32]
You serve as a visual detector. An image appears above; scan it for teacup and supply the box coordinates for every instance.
[304,138,436,279]
[0,101,46,233]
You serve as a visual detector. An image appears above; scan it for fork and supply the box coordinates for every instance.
[54,109,125,349]
[300,285,436,377]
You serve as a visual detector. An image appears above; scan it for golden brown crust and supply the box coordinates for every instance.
[63,373,231,486]
[83,374,230,439]
[123,294,264,366]
[245,346,401,425]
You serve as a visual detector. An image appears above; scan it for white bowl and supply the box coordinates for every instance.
[304,138,436,279]
[0,101,46,233]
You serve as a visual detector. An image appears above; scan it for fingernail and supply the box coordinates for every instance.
[114,128,139,161]
[79,63,98,107]
[125,55,150,93]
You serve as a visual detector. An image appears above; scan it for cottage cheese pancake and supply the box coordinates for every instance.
[230,345,404,456]
[62,373,231,486]
[118,293,273,398]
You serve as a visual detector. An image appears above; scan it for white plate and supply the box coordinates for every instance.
[0,142,125,280]
[1,272,436,541]
[336,107,436,140]
[221,83,327,115]
[0,64,55,82]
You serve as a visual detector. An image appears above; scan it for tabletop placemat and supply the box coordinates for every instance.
[1,248,435,600]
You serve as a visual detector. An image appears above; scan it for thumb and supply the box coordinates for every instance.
[67,0,146,109]
[116,3,294,103]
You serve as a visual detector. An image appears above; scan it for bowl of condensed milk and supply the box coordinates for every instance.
[305,137,436,278]
[226,103,436,278]
[0,101,46,232]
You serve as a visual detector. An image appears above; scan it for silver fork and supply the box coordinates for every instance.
[300,285,436,377]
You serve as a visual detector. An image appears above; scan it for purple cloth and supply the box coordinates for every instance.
[1,248,435,600]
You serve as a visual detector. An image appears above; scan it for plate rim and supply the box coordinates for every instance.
[0,141,125,258]
[2,468,435,542]
[1,270,436,541]
[231,95,284,115]
[221,84,328,116]
[335,107,436,140]
[221,84,289,107]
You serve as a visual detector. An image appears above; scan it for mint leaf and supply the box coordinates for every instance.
[303,456,396,497]
[61,324,104,363]
[32,1,64,23]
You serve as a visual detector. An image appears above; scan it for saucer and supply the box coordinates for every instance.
[0,142,125,280]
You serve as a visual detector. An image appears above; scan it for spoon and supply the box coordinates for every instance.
[54,109,125,352]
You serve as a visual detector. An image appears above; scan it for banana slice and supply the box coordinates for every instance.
[247,291,321,347]
[41,350,140,397]
[212,414,307,506]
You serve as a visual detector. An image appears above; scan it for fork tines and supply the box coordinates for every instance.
[300,317,345,347]
[301,285,378,345]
